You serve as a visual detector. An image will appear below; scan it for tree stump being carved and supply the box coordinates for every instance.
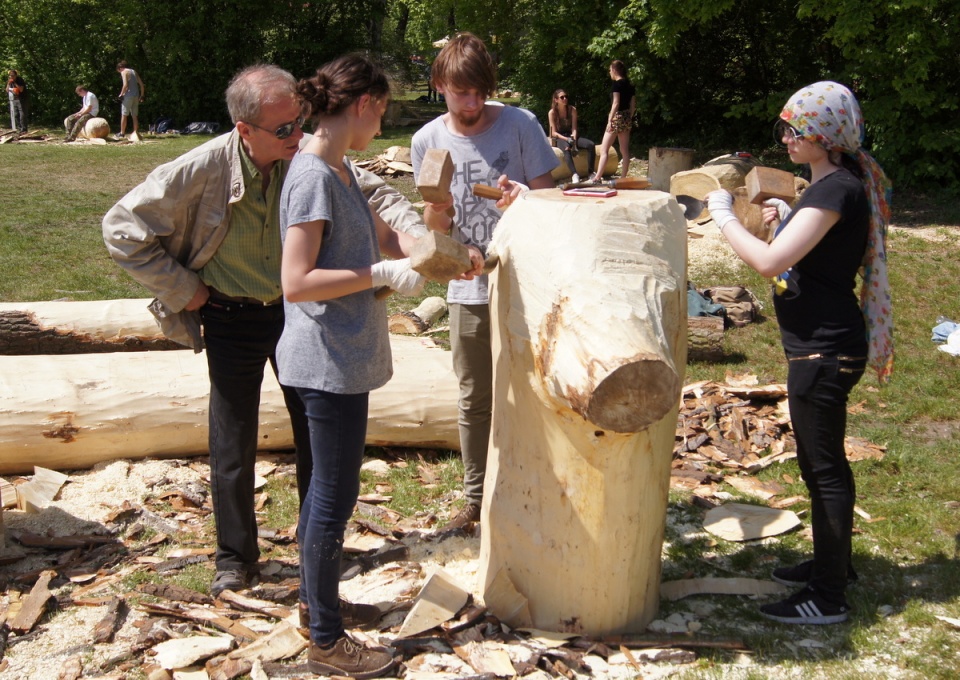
[478,188,687,635]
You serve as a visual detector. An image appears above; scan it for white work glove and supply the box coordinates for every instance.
[371,258,426,297]
[763,197,792,222]
[706,190,738,231]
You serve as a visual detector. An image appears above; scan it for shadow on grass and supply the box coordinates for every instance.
[659,497,960,673]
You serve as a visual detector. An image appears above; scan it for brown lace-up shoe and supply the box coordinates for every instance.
[437,502,481,533]
[307,634,395,679]
[298,599,382,636]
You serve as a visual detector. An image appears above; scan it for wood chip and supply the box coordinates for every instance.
[703,502,802,541]
[398,568,470,638]
[660,577,788,600]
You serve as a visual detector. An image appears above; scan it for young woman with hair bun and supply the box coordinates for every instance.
[276,53,425,678]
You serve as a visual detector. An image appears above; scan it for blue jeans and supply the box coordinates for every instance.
[297,388,369,645]
[200,300,310,572]
[787,352,866,605]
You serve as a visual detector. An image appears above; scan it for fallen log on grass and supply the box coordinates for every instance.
[388,296,447,335]
[0,335,459,475]
[1,298,721,359]
[0,299,179,354]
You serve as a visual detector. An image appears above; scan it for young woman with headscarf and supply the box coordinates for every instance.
[706,81,893,625]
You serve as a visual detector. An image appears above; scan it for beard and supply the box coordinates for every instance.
[451,107,484,129]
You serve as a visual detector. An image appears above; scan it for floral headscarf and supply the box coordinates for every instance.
[780,81,894,383]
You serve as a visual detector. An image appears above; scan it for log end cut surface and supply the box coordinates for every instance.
[583,355,681,432]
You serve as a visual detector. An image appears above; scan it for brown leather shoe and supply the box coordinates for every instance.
[299,598,382,635]
[307,634,395,679]
[437,502,481,533]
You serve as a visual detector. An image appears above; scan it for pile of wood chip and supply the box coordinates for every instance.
[356,146,415,178]
[672,374,885,509]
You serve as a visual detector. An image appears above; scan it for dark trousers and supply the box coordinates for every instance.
[200,300,310,572]
[557,136,596,177]
[787,353,866,605]
[296,388,369,645]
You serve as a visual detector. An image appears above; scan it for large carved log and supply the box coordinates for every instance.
[478,188,687,635]
[0,336,458,475]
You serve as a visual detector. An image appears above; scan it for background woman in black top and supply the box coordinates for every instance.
[590,60,635,182]
[706,81,893,626]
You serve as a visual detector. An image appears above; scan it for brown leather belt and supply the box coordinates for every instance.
[208,288,283,307]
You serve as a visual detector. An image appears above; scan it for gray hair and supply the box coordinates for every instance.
[225,64,297,125]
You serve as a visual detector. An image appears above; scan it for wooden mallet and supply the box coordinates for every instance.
[745,166,796,205]
[419,148,456,217]
[374,231,479,300]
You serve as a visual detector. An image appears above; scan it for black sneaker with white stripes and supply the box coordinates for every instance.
[771,559,859,588]
[760,585,850,625]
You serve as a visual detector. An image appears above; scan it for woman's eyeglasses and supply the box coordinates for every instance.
[774,119,804,146]
[557,95,567,100]
[245,116,305,140]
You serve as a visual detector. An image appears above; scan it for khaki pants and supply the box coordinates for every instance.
[449,303,493,506]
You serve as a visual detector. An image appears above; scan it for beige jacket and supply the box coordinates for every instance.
[102,129,425,350]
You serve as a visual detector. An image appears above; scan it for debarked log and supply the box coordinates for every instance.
[2,298,719,360]
[0,299,181,354]
[0,335,458,475]
[479,188,687,636]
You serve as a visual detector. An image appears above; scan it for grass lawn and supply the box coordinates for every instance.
[3,126,960,678]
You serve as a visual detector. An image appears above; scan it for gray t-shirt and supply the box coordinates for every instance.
[412,104,558,304]
[276,154,391,394]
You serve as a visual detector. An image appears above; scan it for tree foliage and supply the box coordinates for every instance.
[0,0,403,129]
[2,0,957,190]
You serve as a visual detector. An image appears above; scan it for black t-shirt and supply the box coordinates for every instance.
[772,168,869,357]
[611,79,635,112]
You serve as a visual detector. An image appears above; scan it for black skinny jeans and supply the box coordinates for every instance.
[787,352,866,605]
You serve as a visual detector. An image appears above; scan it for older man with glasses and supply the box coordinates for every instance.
[103,64,423,607]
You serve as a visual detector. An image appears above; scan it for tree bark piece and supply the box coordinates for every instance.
[0,299,181,354]
[0,334,458,475]
[92,597,127,643]
[389,297,448,335]
[9,569,56,634]
[686,315,725,361]
[479,188,686,635]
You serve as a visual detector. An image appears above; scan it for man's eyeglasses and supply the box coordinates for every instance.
[244,116,304,140]
[774,119,804,146]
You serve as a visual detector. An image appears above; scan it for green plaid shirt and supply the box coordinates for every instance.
[199,141,285,301]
